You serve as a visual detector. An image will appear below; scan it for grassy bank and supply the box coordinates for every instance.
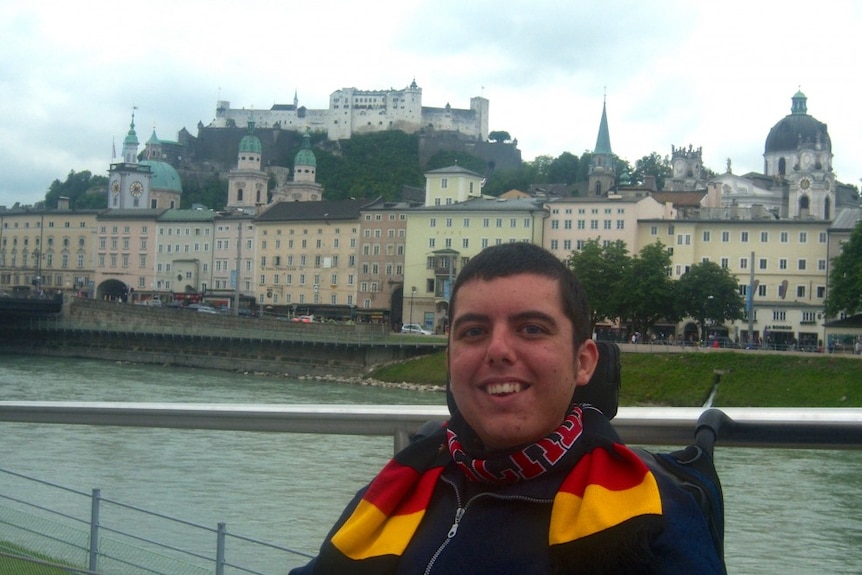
[368,350,862,408]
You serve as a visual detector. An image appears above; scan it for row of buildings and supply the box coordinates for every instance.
[1,90,860,348]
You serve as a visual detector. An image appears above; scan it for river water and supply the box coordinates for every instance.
[1,355,860,574]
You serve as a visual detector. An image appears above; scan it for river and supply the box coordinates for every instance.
[1,355,860,574]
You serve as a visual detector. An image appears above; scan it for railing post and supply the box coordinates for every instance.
[216,522,226,575]
[89,488,101,572]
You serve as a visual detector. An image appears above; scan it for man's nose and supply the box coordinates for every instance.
[486,327,516,364]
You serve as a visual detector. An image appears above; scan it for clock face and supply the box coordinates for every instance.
[130,181,144,197]
[111,181,120,195]
[801,152,813,169]
[800,178,811,190]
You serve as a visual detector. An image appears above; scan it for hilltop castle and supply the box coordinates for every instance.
[208,79,489,142]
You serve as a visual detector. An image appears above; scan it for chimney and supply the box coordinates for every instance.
[58,196,70,210]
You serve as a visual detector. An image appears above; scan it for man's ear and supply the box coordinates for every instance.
[575,339,599,387]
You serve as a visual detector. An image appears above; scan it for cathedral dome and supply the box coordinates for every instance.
[238,120,262,154]
[294,133,316,168]
[764,91,831,154]
[140,159,182,193]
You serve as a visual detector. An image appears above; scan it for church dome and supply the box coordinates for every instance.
[764,91,831,154]
[140,159,182,193]
[239,121,262,154]
[294,133,316,168]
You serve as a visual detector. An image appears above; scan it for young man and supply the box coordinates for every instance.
[290,242,724,574]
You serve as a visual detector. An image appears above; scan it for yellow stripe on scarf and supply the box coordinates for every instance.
[549,451,663,545]
[331,498,428,559]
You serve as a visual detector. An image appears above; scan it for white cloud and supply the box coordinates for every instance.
[1,0,860,207]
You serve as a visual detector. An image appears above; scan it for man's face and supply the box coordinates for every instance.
[447,273,597,451]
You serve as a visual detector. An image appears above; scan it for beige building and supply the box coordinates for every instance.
[254,199,367,319]
[0,202,98,296]
[638,216,832,349]
[357,197,418,326]
[211,213,257,311]
[153,210,215,300]
[403,165,547,333]
[543,194,669,260]
[95,209,162,302]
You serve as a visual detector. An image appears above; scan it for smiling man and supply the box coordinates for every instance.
[290,243,724,574]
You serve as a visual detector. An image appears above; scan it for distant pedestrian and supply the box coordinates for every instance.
[855,340,861,355]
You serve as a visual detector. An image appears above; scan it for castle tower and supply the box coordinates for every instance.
[588,96,616,197]
[666,145,706,191]
[107,110,153,209]
[227,121,268,211]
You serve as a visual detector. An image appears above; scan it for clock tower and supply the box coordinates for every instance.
[764,91,835,220]
[108,110,153,209]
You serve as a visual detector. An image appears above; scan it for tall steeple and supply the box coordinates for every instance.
[588,92,616,197]
[594,93,613,155]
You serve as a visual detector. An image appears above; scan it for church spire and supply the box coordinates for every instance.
[594,92,613,155]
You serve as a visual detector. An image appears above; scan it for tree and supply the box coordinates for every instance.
[631,152,672,190]
[616,241,677,337]
[675,261,746,341]
[488,130,511,143]
[547,152,580,185]
[568,239,631,327]
[44,170,108,209]
[825,220,862,317]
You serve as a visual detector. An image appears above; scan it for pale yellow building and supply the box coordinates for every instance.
[543,194,669,260]
[403,165,547,333]
[153,210,216,300]
[0,201,98,296]
[638,216,832,349]
[254,199,367,319]
[95,209,162,302]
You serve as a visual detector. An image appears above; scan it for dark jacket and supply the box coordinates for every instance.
[290,411,724,575]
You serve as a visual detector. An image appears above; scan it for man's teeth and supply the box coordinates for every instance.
[486,382,524,395]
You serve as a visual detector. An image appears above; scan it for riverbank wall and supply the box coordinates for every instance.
[0,299,445,377]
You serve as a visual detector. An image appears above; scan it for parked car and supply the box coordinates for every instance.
[291,315,314,323]
[401,323,433,335]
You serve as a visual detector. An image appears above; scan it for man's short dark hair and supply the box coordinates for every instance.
[448,242,593,348]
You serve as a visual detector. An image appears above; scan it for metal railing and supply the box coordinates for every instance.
[0,465,313,575]
[1,402,861,453]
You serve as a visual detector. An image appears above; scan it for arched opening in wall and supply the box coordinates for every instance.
[799,194,810,211]
[594,181,602,196]
[778,157,786,176]
[824,196,831,220]
[97,279,129,302]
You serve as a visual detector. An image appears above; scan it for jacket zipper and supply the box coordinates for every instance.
[423,476,552,574]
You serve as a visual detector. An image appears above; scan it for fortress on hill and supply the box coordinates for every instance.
[208,79,489,142]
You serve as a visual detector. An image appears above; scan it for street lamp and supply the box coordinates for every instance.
[409,286,416,325]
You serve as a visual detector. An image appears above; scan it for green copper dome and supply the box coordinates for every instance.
[294,133,316,167]
[140,159,182,193]
[239,121,262,154]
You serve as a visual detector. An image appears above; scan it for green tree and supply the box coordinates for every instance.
[568,239,631,327]
[44,170,108,209]
[675,261,746,341]
[825,220,862,317]
[617,241,677,337]
[488,130,512,143]
[547,152,580,185]
[631,152,672,189]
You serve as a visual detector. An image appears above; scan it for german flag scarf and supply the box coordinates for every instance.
[313,406,664,574]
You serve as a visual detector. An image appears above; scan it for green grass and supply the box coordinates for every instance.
[368,350,862,408]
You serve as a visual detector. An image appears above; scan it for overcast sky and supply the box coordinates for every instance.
[2,0,860,207]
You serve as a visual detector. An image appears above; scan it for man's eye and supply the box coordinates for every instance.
[522,324,546,335]
[461,326,485,338]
